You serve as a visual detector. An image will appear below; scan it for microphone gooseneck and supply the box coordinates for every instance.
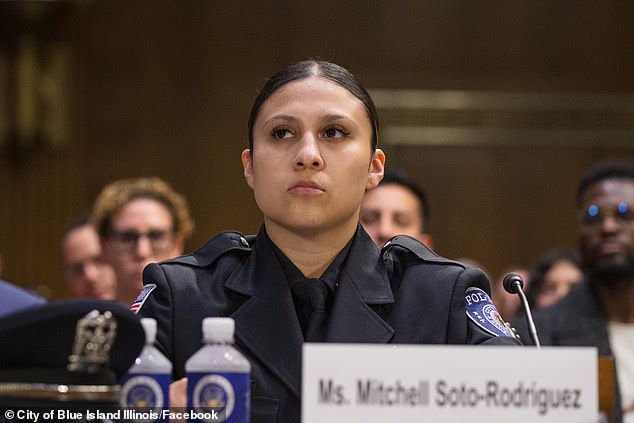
[502,272,541,348]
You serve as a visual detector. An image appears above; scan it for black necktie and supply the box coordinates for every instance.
[292,278,329,342]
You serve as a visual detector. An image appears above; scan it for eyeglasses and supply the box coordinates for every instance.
[107,229,175,255]
[579,202,634,226]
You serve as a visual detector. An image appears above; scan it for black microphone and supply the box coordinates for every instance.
[503,272,541,348]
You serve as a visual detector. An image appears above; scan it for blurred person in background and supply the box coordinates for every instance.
[514,160,634,423]
[61,214,117,301]
[525,247,584,310]
[360,167,433,249]
[91,177,194,305]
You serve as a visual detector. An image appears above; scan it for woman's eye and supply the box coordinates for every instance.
[323,127,347,138]
[272,128,293,139]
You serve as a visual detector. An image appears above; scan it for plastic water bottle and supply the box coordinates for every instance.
[120,317,172,422]
[186,317,251,423]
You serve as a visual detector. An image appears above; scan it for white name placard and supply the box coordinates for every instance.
[302,344,598,423]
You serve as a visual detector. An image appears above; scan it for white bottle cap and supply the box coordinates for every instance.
[141,317,157,344]
[202,317,235,342]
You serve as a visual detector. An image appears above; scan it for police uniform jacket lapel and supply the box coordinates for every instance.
[224,229,304,398]
[223,226,396,396]
[326,226,395,343]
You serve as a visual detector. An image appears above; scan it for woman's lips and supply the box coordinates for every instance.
[289,181,324,195]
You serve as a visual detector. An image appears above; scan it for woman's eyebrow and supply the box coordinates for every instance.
[261,114,298,126]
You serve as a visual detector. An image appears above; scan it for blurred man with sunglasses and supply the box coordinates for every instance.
[515,160,634,423]
[91,177,194,305]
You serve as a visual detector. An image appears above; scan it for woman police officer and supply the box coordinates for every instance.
[137,59,519,422]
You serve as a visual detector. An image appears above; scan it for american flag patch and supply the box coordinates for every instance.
[130,283,157,314]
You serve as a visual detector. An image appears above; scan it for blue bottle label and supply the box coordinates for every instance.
[187,372,250,423]
[120,373,171,422]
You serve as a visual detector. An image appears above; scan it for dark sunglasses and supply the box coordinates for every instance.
[580,201,634,226]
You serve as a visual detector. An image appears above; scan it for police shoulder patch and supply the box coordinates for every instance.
[129,283,157,314]
[464,287,513,337]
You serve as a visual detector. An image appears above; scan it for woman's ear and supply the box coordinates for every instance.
[366,149,386,190]
[241,149,254,190]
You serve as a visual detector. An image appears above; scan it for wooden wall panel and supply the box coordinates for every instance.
[0,151,82,297]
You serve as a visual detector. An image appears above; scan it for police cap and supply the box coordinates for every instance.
[0,299,144,406]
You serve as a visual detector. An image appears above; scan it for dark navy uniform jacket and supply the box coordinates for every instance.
[138,225,519,423]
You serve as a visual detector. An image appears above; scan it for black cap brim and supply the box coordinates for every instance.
[0,299,144,384]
